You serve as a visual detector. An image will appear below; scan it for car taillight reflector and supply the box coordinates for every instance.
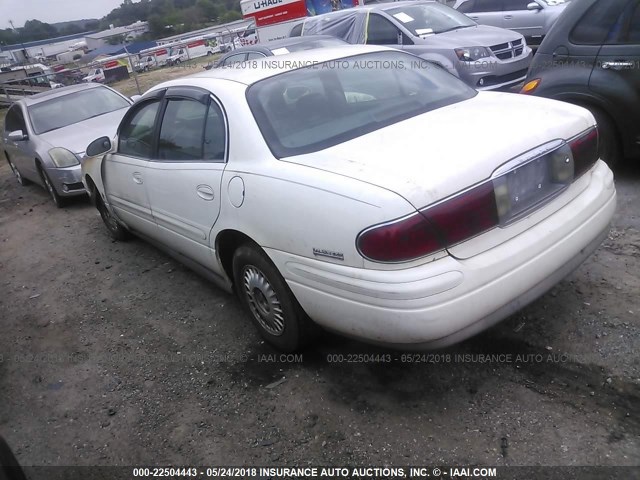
[571,127,599,177]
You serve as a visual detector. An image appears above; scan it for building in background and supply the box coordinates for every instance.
[84,21,149,50]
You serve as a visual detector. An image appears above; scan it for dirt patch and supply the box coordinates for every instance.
[0,159,639,468]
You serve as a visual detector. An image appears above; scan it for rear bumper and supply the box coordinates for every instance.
[267,160,616,349]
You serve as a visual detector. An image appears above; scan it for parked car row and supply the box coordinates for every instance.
[293,1,533,90]
[2,0,635,353]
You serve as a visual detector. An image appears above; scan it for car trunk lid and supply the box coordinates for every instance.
[285,92,596,259]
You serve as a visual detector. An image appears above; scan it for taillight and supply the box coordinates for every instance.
[357,128,599,263]
[357,182,498,263]
[357,212,445,263]
[421,181,498,247]
[570,127,599,177]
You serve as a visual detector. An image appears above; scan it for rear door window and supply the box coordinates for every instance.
[366,14,401,45]
[158,98,208,161]
[608,0,640,44]
[503,0,533,10]
[465,0,503,12]
[570,0,629,45]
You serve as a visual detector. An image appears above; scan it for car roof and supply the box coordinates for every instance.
[20,83,106,106]
[219,35,346,56]
[149,45,392,91]
[305,0,436,17]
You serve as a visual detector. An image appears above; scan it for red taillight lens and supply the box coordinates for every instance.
[357,212,444,263]
[571,127,599,177]
[357,182,499,263]
[421,181,498,247]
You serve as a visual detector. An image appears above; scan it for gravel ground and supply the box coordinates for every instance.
[0,59,639,472]
[0,154,638,471]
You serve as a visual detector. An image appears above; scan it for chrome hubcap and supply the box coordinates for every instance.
[243,265,285,336]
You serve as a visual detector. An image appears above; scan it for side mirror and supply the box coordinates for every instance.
[527,2,542,10]
[86,136,112,157]
[130,94,142,102]
[8,130,27,142]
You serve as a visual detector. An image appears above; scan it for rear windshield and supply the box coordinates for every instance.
[29,87,130,134]
[246,51,476,158]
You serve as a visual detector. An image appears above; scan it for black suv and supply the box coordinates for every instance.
[521,0,640,165]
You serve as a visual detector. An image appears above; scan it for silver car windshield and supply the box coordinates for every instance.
[247,51,476,158]
[28,87,130,134]
[386,3,476,36]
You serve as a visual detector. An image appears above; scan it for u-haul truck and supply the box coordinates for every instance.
[241,0,363,43]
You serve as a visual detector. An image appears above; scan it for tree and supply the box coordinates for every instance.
[147,14,166,36]
[22,20,58,41]
[196,0,219,20]
[220,10,242,22]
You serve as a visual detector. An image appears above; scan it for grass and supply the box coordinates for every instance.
[109,54,217,97]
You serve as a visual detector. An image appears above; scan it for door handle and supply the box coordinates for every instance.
[470,16,479,20]
[132,172,143,184]
[504,15,513,20]
[196,184,215,201]
[601,61,634,70]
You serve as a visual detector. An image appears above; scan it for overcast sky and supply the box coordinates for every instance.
[1,0,126,27]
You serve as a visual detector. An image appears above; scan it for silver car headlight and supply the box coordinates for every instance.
[455,46,491,62]
[49,147,80,167]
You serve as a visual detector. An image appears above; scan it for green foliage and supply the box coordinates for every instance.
[0,0,244,47]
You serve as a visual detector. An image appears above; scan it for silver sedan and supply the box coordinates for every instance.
[2,83,132,207]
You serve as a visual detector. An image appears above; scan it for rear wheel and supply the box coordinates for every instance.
[6,155,28,186]
[232,244,317,352]
[38,165,65,208]
[96,194,131,241]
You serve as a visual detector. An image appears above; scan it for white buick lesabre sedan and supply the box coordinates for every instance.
[82,46,616,352]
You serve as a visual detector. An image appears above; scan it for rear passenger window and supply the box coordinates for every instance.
[503,0,533,10]
[203,102,226,161]
[570,0,628,45]
[457,0,476,13]
[612,0,640,44]
[367,14,401,45]
[464,0,503,13]
[118,100,160,158]
[158,98,207,161]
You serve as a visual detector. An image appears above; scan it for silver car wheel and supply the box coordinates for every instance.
[243,265,285,336]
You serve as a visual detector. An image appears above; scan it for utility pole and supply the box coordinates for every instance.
[123,42,141,95]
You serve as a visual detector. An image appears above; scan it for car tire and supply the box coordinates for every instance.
[232,244,317,352]
[5,156,29,186]
[96,194,131,241]
[586,107,620,167]
[38,165,65,208]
